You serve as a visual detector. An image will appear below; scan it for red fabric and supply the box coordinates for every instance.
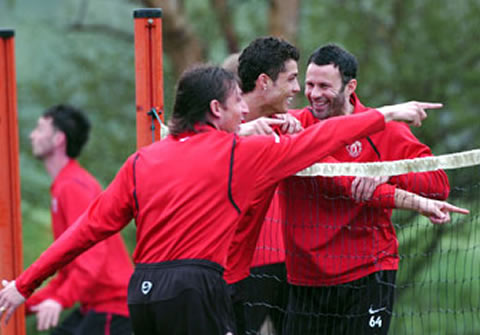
[224,125,287,284]
[250,188,286,268]
[25,160,132,317]
[105,313,112,335]
[223,185,283,284]
[16,112,386,298]
[282,94,450,286]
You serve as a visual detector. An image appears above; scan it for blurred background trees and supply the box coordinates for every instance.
[1,0,479,333]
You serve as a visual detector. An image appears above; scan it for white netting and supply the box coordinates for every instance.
[296,149,480,177]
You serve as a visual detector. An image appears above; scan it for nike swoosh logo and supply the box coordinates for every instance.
[368,305,387,314]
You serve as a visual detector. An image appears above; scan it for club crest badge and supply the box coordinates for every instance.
[141,280,153,295]
[346,140,362,158]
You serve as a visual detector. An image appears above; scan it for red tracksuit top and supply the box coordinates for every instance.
[250,187,286,268]
[25,160,132,317]
[16,112,386,298]
[281,93,450,286]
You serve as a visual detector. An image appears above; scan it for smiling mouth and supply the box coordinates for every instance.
[312,99,329,110]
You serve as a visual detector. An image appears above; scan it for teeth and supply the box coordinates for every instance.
[314,100,328,107]
[286,97,293,105]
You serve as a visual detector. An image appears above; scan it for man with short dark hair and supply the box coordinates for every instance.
[27,104,133,334]
[282,43,452,335]
[0,65,466,335]
[224,36,301,335]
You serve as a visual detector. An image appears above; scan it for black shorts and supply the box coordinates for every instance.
[233,262,289,335]
[284,270,396,335]
[50,308,132,335]
[128,259,236,335]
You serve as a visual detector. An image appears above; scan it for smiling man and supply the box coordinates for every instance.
[26,104,133,334]
[282,43,453,335]
[223,36,302,335]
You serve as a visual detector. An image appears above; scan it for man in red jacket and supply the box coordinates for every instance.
[282,44,452,335]
[0,66,466,335]
[223,36,301,335]
[26,104,133,334]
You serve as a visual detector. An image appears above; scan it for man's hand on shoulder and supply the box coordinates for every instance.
[238,117,285,136]
[272,113,303,134]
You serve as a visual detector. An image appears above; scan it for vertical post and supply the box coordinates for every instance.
[0,29,26,335]
[133,8,165,149]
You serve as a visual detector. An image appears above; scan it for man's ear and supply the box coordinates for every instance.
[346,79,357,96]
[209,99,222,119]
[53,131,67,149]
[256,73,271,91]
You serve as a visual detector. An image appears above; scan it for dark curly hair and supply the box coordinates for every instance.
[238,36,299,93]
[307,43,358,86]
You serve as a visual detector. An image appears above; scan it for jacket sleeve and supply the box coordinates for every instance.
[16,155,137,298]
[42,181,111,308]
[239,110,386,190]
[40,244,109,309]
[287,109,397,208]
[24,273,66,314]
[382,122,450,200]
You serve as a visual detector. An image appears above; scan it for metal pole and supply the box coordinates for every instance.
[133,8,165,149]
[0,28,26,335]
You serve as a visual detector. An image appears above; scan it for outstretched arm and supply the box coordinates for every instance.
[394,188,469,224]
[377,101,442,127]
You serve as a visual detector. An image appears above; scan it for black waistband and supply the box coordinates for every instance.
[135,259,224,275]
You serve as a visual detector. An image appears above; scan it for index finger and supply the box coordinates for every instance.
[264,118,287,125]
[417,102,443,110]
[446,204,469,215]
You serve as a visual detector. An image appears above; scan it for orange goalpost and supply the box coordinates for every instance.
[133,8,165,149]
[0,28,26,335]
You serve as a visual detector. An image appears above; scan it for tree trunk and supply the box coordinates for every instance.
[141,0,206,77]
[210,0,240,53]
[268,0,302,44]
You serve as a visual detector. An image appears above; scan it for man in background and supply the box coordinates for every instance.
[27,104,133,334]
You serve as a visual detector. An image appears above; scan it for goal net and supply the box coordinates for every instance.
[246,149,479,335]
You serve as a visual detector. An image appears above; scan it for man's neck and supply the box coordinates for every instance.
[343,93,356,115]
[43,153,70,181]
[243,91,275,121]
[344,101,355,115]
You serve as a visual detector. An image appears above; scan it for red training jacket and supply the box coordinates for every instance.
[281,93,450,286]
[250,188,286,268]
[25,160,132,317]
[16,112,386,298]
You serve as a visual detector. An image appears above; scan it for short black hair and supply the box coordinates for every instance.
[168,65,237,136]
[307,43,358,86]
[238,36,300,93]
[43,104,91,158]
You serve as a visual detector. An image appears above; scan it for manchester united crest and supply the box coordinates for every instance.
[346,140,362,157]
